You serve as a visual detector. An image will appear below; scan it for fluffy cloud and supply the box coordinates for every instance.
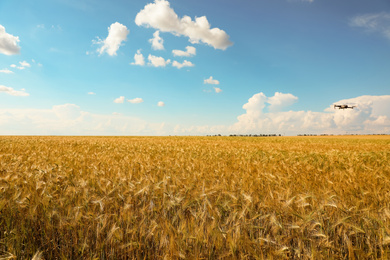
[0,69,13,74]
[157,101,165,107]
[135,0,233,50]
[127,98,144,104]
[172,46,196,57]
[96,22,129,56]
[204,76,220,85]
[0,25,20,55]
[114,96,125,103]
[131,49,146,66]
[172,60,194,69]
[148,54,171,67]
[214,87,222,93]
[149,31,164,50]
[0,85,29,96]
[0,104,167,135]
[267,92,298,112]
[350,12,390,40]
[88,92,96,95]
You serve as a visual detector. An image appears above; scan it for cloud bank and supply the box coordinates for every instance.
[174,93,390,136]
[230,93,390,135]
[0,104,166,135]
[135,0,233,50]
[1,94,389,136]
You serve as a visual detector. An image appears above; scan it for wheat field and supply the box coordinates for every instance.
[0,136,389,259]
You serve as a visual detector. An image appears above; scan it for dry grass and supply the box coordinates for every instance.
[0,136,389,259]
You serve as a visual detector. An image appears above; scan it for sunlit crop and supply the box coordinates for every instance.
[0,136,389,259]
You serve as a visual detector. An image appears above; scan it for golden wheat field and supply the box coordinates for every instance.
[0,135,389,259]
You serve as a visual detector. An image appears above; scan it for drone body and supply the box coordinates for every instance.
[334,104,356,109]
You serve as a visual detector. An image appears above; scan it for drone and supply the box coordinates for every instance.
[334,104,356,109]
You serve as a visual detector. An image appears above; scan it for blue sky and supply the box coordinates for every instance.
[1,0,390,135]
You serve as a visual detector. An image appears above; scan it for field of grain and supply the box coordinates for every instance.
[0,136,389,259]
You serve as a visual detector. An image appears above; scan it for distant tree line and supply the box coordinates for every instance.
[206,133,389,137]
[297,133,389,136]
[207,134,282,137]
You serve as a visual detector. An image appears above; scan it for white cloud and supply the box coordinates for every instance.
[96,22,129,56]
[114,96,125,103]
[0,25,20,55]
[19,61,31,68]
[157,101,165,107]
[242,92,268,119]
[135,0,233,50]
[149,31,164,50]
[127,98,144,104]
[267,92,298,112]
[13,61,32,70]
[0,69,13,74]
[131,49,145,66]
[88,92,96,95]
[350,12,390,40]
[0,104,168,135]
[148,54,171,67]
[172,46,196,57]
[172,60,194,69]
[231,92,302,133]
[0,85,29,96]
[6,60,35,71]
[204,76,220,85]
[214,87,222,93]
